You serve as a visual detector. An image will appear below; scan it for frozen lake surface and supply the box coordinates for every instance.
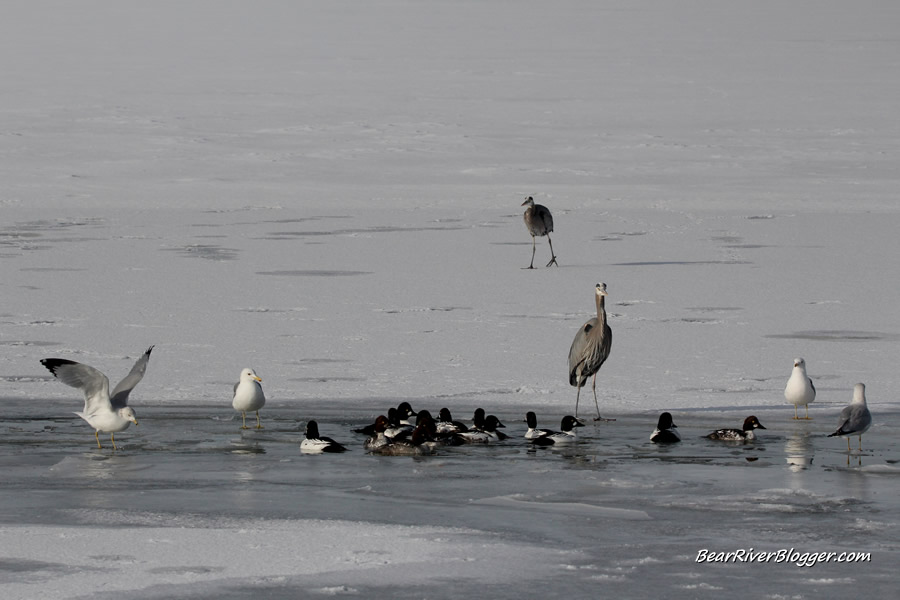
[2,399,899,598]
[2,0,900,597]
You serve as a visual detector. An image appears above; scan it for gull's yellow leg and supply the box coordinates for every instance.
[240,411,248,430]
[847,438,851,452]
[804,405,810,420]
[94,430,102,449]
[793,405,799,420]
[255,411,263,429]
[110,433,118,451]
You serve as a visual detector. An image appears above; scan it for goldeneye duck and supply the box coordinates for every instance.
[650,412,681,444]
[705,415,766,441]
[524,411,554,440]
[363,415,392,451]
[395,401,418,425]
[452,415,506,444]
[390,409,437,443]
[300,420,348,453]
[470,408,486,431]
[436,407,468,434]
[354,407,397,436]
[784,357,816,420]
[369,421,436,456]
[531,415,584,446]
[384,407,414,440]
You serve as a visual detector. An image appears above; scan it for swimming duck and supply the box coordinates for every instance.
[705,416,766,441]
[650,412,681,444]
[531,415,584,446]
[300,420,347,453]
[523,411,554,440]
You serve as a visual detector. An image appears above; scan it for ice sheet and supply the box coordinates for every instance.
[2,0,899,597]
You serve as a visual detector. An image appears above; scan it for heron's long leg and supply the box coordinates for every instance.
[255,411,263,429]
[241,411,249,430]
[575,384,581,419]
[94,430,102,449]
[526,236,536,269]
[546,235,558,267]
[592,374,601,420]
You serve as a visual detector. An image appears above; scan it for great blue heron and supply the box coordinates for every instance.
[828,383,872,452]
[521,196,558,268]
[40,346,153,449]
[233,367,265,429]
[568,282,613,421]
[784,357,816,419]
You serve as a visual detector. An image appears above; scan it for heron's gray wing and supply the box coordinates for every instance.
[568,319,595,385]
[538,207,553,233]
[110,346,154,409]
[40,358,111,414]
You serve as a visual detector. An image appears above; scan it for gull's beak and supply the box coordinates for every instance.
[133,418,139,426]
[254,376,262,382]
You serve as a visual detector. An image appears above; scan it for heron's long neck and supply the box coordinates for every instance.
[595,293,607,326]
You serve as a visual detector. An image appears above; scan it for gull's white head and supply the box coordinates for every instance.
[852,382,866,404]
[793,358,806,370]
[120,406,138,425]
[241,368,262,383]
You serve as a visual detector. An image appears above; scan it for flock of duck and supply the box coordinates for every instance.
[36,198,874,455]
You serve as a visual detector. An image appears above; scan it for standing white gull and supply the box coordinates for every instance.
[40,346,153,449]
[784,357,816,419]
[828,383,872,452]
[233,368,265,429]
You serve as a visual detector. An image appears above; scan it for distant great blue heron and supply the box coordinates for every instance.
[521,196,558,268]
[568,282,613,421]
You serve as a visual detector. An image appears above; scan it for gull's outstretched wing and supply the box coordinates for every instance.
[110,346,154,409]
[40,358,111,414]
